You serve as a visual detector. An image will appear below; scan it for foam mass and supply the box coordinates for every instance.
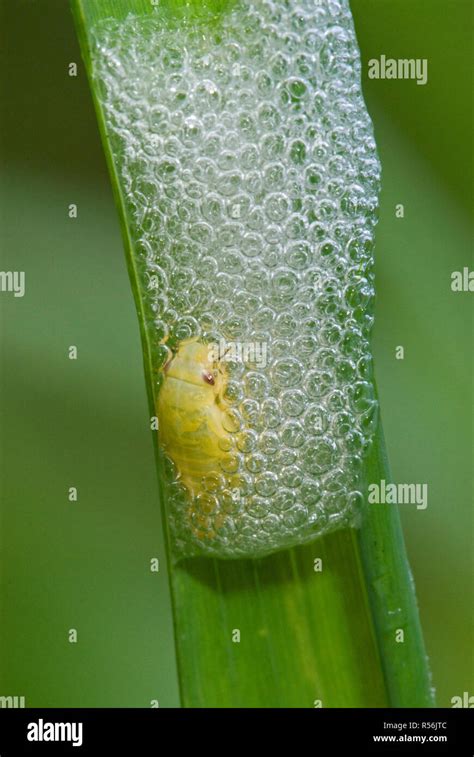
[91,0,381,559]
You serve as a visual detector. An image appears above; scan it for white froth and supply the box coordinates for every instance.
[91,0,381,559]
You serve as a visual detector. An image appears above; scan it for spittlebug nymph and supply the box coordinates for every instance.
[157,338,229,504]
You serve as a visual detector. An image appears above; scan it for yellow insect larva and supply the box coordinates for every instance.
[157,338,231,537]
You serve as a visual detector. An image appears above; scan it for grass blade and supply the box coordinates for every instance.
[71,0,434,707]
[360,421,434,706]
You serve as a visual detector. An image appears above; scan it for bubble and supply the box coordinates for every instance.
[304,404,328,435]
[272,358,303,388]
[264,162,286,191]
[195,492,218,515]
[289,139,307,165]
[301,479,321,506]
[246,497,269,519]
[222,409,241,433]
[261,133,285,160]
[271,52,290,78]
[258,431,280,455]
[281,389,306,417]
[285,241,311,270]
[265,193,289,222]
[305,369,333,398]
[241,233,263,258]
[255,472,278,497]
[256,70,273,95]
[260,398,281,429]
[281,465,303,488]
[281,421,305,448]
[270,268,298,304]
[275,312,297,337]
[302,438,337,475]
[218,171,242,197]
[281,77,308,104]
[258,102,281,129]
[245,371,269,400]
[273,489,297,512]
[92,0,380,559]
[201,194,223,223]
[305,164,324,190]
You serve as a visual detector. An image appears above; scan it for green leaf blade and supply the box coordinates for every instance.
[71,0,434,708]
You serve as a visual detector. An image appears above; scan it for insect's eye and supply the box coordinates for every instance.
[202,370,215,386]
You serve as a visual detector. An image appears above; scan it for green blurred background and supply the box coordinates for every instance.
[0,0,472,707]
